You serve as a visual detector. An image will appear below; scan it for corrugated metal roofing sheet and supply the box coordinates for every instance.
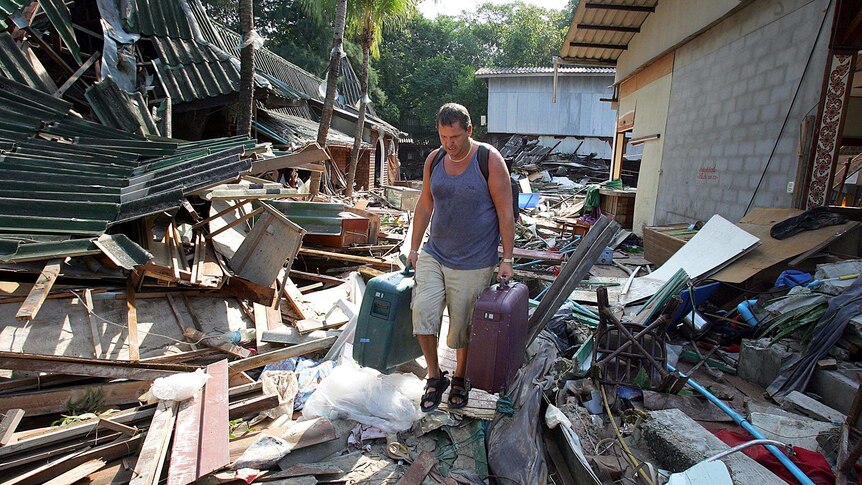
[256,108,356,148]
[124,0,195,40]
[0,76,257,260]
[0,32,52,92]
[475,66,616,77]
[0,0,28,30]
[152,36,304,105]
[559,0,658,65]
[85,77,160,136]
[40,0,82,64]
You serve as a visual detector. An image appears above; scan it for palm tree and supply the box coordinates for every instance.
[344,0,416,197]
[236,0,254,137]
[301,0,348,196]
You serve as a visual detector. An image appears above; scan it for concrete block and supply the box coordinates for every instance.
[641,409,783,484]
[808,367,860,417]
[737,338,795,388]
[781,391,846,424]
[749,412,838,451]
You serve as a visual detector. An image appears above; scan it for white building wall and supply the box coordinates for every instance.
[486,75,615,137]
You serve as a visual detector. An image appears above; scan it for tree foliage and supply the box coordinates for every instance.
[199,1,573,144]
[374,2,570,143]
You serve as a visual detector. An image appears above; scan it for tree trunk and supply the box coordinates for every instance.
[310,0,348,196]
[236,0,254,137]
[345,44,370,197]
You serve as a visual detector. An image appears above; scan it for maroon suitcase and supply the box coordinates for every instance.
[466,279,529,393]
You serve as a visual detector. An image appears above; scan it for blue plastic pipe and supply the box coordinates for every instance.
[667,364,815,485]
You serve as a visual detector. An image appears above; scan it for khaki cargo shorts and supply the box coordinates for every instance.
[411,251,495,349]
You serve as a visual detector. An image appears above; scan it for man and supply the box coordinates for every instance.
[407,103,515,412]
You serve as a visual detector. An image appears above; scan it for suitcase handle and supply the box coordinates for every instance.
[402,262,415,277]
[497,277,510,289]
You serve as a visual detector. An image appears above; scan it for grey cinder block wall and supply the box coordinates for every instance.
[654,0,833,224]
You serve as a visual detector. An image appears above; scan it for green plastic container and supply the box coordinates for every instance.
[353,266,422,372]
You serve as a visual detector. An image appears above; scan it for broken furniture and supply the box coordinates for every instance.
[592,286,684,392]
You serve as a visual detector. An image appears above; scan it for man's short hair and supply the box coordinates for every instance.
[437,103,471,130]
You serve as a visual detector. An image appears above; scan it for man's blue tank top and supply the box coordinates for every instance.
[423,148,500,270]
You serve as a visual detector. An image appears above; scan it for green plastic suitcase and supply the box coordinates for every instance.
[353,265,422,372]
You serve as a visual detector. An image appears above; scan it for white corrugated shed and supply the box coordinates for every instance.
[478,68,616,137]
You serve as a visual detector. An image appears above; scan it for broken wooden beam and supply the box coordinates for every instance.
[0,352,197,381]
[15,258,62,321]
[228,394,280,420]
[1,380,151,417]
[499,246,565,263]
[97,418,138,437]
[132,400,178,485]
[395,451,438,485]
[126,280,140,361]
[227,336,337,375]
[83,288,103,358]
[298,248,398,272]
[167,361,230,485]
[0,409,25,446]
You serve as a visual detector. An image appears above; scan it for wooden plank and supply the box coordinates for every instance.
[15,259,63,321]
[298,282,324,293]
[0,352,196,381]
[1,380,151,417]
[250,144,329,173]
[289,270,346,286]
[198,360,229,477]
[0,409,25,446]
[54,52,100,98]
[224,276,276,307]
[228,394,280,420]
[126,280,140,362]
[208,207,264,239]
[83,288,103,358]
[227,337,337,375]
[295,318,344,334]
[4,435,143,485]
[253,303,275,353]
[0,406,152,460]
[97,419,138,437]
[283,278,315,321]
[43,459,106,485]
[132,400,178,485]
[182,328,251,359]
[298,248,399,272]
[166,295,197,349]
[395,451,437,485]
[192,200,250,230]
[168,391,203,485]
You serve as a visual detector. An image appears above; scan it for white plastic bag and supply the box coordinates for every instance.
[150,369,210,401]
[302,362,423,433]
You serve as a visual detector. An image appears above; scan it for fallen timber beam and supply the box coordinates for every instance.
[527,216,620,345]
[0,406,155,460]
[227,336,337,375]
[15,259,63,321]
[0,352,197,381]
[0,380,151,417]
[298,248,398,272]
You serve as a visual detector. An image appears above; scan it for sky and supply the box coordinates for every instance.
[418,0,570,18]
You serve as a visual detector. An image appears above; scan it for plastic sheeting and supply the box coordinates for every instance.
[302,361,423,433]
[768,277,862,399]
[486,333,558,484]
